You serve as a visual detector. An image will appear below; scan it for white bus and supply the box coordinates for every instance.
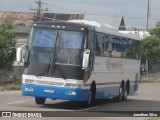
[17,20,141,107]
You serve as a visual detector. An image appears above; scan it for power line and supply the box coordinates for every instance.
[28,0,159,29]
[45,2,160,21]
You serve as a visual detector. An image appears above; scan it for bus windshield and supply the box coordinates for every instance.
[27,27,56,64]
[27,28,84,66]
[55,30,83,65]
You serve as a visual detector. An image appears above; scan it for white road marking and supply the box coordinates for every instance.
[80,106,98,111]
[7,101,25,105]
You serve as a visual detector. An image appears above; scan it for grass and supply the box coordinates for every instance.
[140,78,160,83]
[0,79,21,91]
[146,118,160,120]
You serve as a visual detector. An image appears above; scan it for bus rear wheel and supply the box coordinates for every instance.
[113,85,123,102]
[122,85,128,101]
[113,83,128,102]
[35,97,46,104]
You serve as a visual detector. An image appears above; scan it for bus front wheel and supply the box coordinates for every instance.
[35,97,46,104]
[81,90,92,108]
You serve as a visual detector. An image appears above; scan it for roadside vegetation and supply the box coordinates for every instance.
[141,22,160,73]
[140,78,160,83]
[0,20,19,91]
[0,78,21,91]
[146,118,160,120]
[0,20,16,72]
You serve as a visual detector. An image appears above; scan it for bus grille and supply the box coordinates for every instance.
[36,80,64,86]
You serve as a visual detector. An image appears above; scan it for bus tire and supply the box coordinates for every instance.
[122,84,128,101]
[35,97,46,104]
[90,82,96,103]
[113,84,123,102]
[81,90,92,108]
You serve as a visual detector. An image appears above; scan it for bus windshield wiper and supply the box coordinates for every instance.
[48,31,59,76]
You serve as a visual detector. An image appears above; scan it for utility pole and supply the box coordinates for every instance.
[146,0,151,31]
[31,0,48,22]
[36,0,42,21]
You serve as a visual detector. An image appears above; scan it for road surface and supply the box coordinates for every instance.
[0,83,160,120]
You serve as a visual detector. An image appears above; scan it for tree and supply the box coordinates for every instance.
[142,25,160,71]
[0,21,16,72]
[156,22,160,28]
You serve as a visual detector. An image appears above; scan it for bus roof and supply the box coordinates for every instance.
[33,21,94,29]
[68,20,141,41]
[34,21,141,41]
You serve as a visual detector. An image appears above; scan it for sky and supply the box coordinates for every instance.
[0,0,160,29]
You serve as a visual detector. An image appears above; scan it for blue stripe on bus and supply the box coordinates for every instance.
[22,83,89,101]
[22,83,138,101]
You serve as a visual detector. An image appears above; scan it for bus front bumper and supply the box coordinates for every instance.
[22,83,89,101]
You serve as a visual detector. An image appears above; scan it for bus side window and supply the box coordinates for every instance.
[137,41,141,59]
[110,36,122,58]
[88,31,94,71]
[88,31,93,50]
[102,35,111,57]
[96,36,101,55]
[95,33,103,56]
[134,41,141,60]
[95,32,107,56]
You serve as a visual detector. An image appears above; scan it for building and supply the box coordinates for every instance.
[0,11,126,30]
[0,11,84,26]
[14,25,31,48]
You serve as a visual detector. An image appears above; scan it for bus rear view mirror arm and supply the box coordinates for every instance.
[82,49,90,69]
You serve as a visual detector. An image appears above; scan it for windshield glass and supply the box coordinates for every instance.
[27,27,56,63]
[56,30,83,65]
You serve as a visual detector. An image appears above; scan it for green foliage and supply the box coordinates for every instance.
[0,78,21,91]
[156,22,160,28]
[0,20,14,30]
[149,28,160,38]
[0,21,16,71]
[141,78,160,83]
[142,27,160,64]
[146,118,160,120]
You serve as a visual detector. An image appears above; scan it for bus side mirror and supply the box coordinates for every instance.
[16,47,22,63]
[82,49,90,69]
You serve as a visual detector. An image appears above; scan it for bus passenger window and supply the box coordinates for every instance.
[102,35,110,57]
[96,39,101,55]
[111,36,122,58]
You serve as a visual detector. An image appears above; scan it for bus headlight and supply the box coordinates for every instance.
[25,79,35,84]
[64,83,82,88]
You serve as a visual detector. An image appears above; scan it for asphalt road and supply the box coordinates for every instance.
[0,83,160,120]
